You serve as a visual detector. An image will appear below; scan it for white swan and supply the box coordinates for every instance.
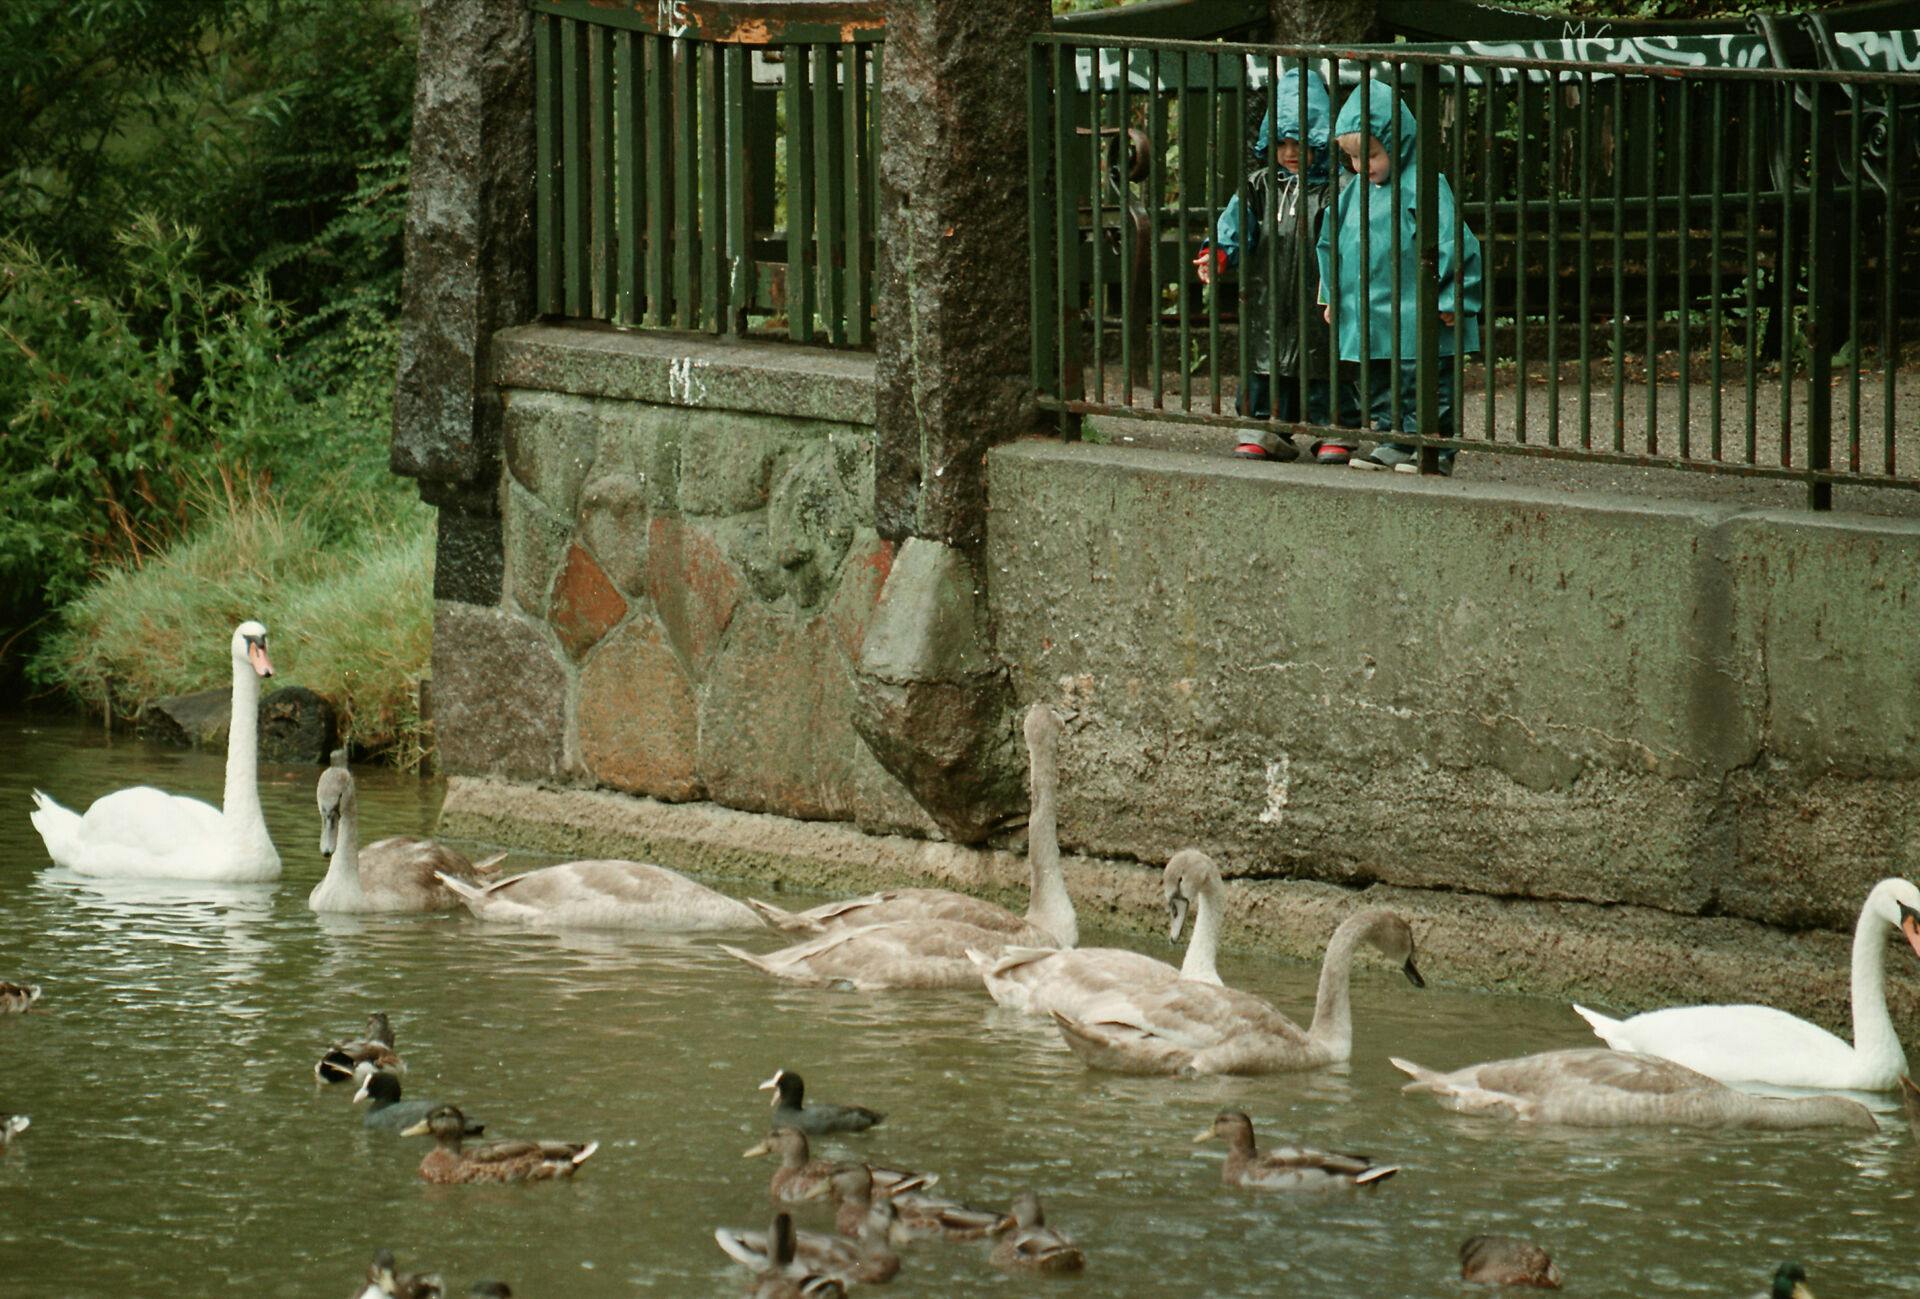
[1050,908,1423,1076]
[308,754,503,913]
[436,858,758,931]
[970,848,1226,1016]
[30,621,281,882]
[1392,1047,1877,1131]
[744,703,1077,947]
[1572,877,1920,1092]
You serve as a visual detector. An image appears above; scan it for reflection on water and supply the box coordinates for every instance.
[2,712,1917,1297]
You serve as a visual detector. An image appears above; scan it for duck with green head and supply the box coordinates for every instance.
[352,1063,483,1135]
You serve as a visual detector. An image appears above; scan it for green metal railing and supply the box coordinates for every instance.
[1028,34,1920,505]
[530,1,881,344]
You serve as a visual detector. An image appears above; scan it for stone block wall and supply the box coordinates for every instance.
[431,325,933,837]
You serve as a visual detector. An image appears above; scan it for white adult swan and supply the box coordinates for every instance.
[970,848,1226,1016]
[309,754,503,913]
[744,703,1077,947]
[1392,1048,1877,1132]
[30,621,281,882]
[1572,877,1920,1092]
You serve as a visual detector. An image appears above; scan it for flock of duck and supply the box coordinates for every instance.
[12,621,1918,1293]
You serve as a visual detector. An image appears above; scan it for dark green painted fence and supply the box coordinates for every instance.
[530,0,880,345]
[1029,33,1920,505]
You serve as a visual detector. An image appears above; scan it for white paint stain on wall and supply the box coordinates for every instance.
[1257,754,1291,825]
[667,356,707,405]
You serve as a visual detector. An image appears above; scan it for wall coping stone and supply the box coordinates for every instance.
[494,324,875,426]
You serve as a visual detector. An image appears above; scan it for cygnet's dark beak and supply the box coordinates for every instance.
[1403,956,1425,988]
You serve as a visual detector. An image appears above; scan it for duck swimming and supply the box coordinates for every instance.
[989,1192,1084,1273]
[1458,1235,1561,1288]
[316,1012,403,1083]
[355,1248,443,1299]
[1194,1111,1397,1191]
[761,1069,883,1135]
[401,1104,597,1184]
[715,1196,902,1287]
[0,982,40,1014]
[0,1115,29,1151]
[743,1127,930,1204]
[827,1162,995,1243]
[353,1064,483,1135]
[736,1214,848,1298]
[310,754,503,913]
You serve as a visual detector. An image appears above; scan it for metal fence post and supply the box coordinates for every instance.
[1415,62,1441,469]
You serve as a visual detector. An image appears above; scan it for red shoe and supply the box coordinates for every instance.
[1233,442,1271,460]
[1312,440,1353,465]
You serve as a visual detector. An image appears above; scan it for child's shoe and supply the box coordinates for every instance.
[1350,443,1416,471]
[1310,440,1354,465]
[1392,449,1457,477]
[1233,433,1300,462]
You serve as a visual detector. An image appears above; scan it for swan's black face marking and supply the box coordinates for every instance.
[319,807,340,856]
[241,632,274,678]
[1402,956,1426,988]
[1167,895,1190,943]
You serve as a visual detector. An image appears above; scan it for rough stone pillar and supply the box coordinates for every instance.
[853,0,1050,843]
[1271,0,1376,43]
[390,0,535,605]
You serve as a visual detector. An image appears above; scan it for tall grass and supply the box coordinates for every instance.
[33,474,436,768]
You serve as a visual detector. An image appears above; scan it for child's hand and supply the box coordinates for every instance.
[1321,304,1332,324]
[1440,311,1455,327]
[1193,247,1227,285]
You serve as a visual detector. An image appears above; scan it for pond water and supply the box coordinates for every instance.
[1,712,1914,1297]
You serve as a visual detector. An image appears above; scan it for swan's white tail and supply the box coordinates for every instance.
[570,1140,599,1166]
[713,1227,766,1269]
[1570,1003,1628,1046]
[1354,1164,1399,1186]
[27,790,81,865]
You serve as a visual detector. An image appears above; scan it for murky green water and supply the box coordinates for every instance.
[1,712,1915,1297]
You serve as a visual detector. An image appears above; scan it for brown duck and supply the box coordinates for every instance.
[742,1127,931,1205]
[1459,1235,1561,1288]
[989,1192,1085,1273]
[828,1163,1001,1243]
[0,982,41,1014]
[1195,1111,1398,1191]
[400,1104,597,1184]
[316,1011,403,1083]
[716,1197,902,1287]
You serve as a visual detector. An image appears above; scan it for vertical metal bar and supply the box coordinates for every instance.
[1745,81,1759,464]
[1778,83,1796,466]
[590,22,615,318]
[1029,40,1057,397]
[1204,51,1220,414]
[1089,47,1106,404]
[1359,58,1373,431]
[1675,74,1691,461]
[1274,53,1291,430]
[1513,66,1529,444]
[1234,53,1249,417]
[1176,51,1192,411]
[1885,86,1899,477]
[535,14,562,315]
[1326,53,1342,423]
[813,44,845,345]
[1611,72,1626,453]
[1054,42,1079,399]
[724,44,750,335]
[1643,74,1658,455]
[1415,62,1440,467]
[1546,67,1561,447]
[1148,48,1165,409]
[785,43,815,343]
[699,42,724,332]
[1847,79,1862,472]
[1481,63,1495,445]
[1708,79,1723,460]
[645,35,671,328]
[673,39,697,330]
[1806,83,1831,510]
[862,44,881,342]
[1452,61,1468,441]
[560,17,589,316]
[1389,60,1404,437]
[840,44,867,345]
[615,30,640,325]
[1578,69,1592,450]
[1117,48,1134,402]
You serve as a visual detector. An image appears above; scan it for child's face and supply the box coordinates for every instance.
[1275,138,1302,174]
[1339,135,1391,184]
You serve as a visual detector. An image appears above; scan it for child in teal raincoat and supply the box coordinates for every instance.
[1196,67,1357,464]
[1316,80,1482,474]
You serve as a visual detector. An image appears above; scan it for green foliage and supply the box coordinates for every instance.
[33,477,435,767]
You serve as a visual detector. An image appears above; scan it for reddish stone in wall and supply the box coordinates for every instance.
[579,617,703,800]
[647,515,742,678]
[826,531,896,662]
[550,543,628,660]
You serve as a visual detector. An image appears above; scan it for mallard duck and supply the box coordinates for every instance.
[761,1069,883,1135]
[400,1104,598,1183]
[745,705,1077,949]
[973,848,1226,1016]
[0,1115,29,1150]
[30,621,281,882]
[989,1192,1084,1273]
[0,982,40,1014]
[716,1199,902,1287]
[1393,1048,1877,1131]
[826,1162,996,1243]
[316,1012,403,1083]
[1576,878,1920,1091]
[1755,1262,1814,1299]
[436,856,758,931]
[355,1248,443,1299]
[1051,908,1423,1075]
[310,754,504,913]
[1459,1235,1561,1288]
[744,1127,930,1204]
[352,1064,483,1135]
[1195,1111,1396,1190]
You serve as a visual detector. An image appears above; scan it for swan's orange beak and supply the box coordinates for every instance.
[247,641,274,678]
[1900,908,1920,960]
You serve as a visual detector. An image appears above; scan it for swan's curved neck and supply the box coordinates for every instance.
[1023,730,1077,948]
[1180,879,1224,985]
[1849,898,1906,1073]
[1306,916,1369,1057]
[223,656,266,835]
[318,800,365,904]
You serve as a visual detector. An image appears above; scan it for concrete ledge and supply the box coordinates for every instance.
[493,323,875,425]
[439,776,1919,1043]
